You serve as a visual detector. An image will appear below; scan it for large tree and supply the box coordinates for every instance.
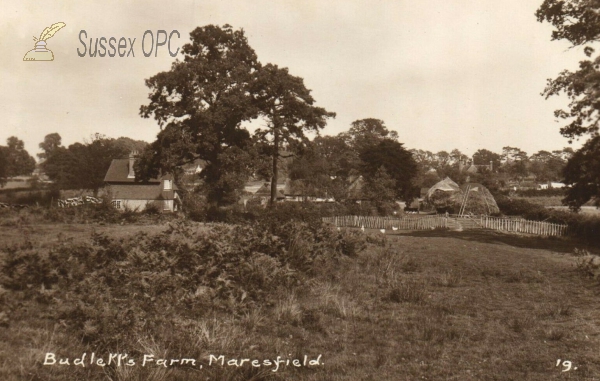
[537,0,600,140]
[562,135,600,209]
[537,1,600,207]
[362,166,397,213]
[137,24,261,204]
[500,146,529,180]
[288,135,354,200]
[38,133,62,160]
[1,137,36,177]
[473,149,501,171]
[340,118,398,155]
[359,139,419,202]
[42,134,129,195]
[252,63,335,204]
[529,150,567,182]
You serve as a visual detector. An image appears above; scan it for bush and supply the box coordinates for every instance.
[574,250,600,278]
[0,188,59,206]
[0,218,346,349]
[143,202,161,215]
[496,195,600,244]
[183,193,208,221]
[337,229,367,257]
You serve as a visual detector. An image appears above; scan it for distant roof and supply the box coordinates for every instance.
[244,180,265,194]
[254,183,285,198]
[104,159,173,184]
[347,176,365,200]
[466,165,478,173]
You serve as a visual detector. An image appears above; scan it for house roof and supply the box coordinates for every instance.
[104,159,175,187]
[466,165,479,173]
[244,180,265,194]
[347,175,365,200]
[108,184,176,200]
[254,183,285,198]
[104,159,159,183]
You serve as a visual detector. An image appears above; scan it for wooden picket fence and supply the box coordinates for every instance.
[481,216,567,237]
[322,215,448,230]
[323,215,568,237]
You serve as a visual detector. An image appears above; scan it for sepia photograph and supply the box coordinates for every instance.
[1,0,600,380]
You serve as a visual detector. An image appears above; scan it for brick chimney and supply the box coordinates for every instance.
[127,151,137,179]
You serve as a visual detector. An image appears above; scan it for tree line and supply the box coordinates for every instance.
[410,146,574,189]
[5,11,600,212]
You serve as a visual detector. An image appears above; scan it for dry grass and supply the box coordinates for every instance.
[2,223,600,380]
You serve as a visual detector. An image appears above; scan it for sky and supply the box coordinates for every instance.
[0,0,588,160]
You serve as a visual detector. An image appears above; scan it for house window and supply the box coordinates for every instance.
[111,200,121,209]
[164,179,172,190]
[163,200,173,211]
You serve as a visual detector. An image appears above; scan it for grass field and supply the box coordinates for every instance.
[513,196,600,216]
[513,196,564,207]
[1,223,600,380]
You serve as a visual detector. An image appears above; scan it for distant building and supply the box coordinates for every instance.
[459,158,493,174]
[539,182,566,190]
[103,152,180,212]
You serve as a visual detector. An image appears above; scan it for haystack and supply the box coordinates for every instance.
[425,177,499,215]
[458,183,500,215]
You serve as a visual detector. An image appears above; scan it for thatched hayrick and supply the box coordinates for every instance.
[425,177,499,215]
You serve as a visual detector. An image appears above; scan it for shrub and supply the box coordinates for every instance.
[0,188,59,206]
[496,195,600,245]
[183,193,208,221]
[0,219,345,349]
[337,229,367,257]
[143,202,161,215]
[575,252,600,278]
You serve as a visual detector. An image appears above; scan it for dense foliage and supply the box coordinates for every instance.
[252,64,335,204]
[562,135,600,209]
[359,139,418,202]
[536,0,600,208]
[0,137,36,179]
[40,133,147,195]
[0,212,364,356]
[137,25,260,205]
[137,25,334,205]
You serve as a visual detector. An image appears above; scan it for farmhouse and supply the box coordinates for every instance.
[103,152,180,212]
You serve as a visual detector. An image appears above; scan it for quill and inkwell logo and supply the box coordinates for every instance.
[23,22,66,61]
